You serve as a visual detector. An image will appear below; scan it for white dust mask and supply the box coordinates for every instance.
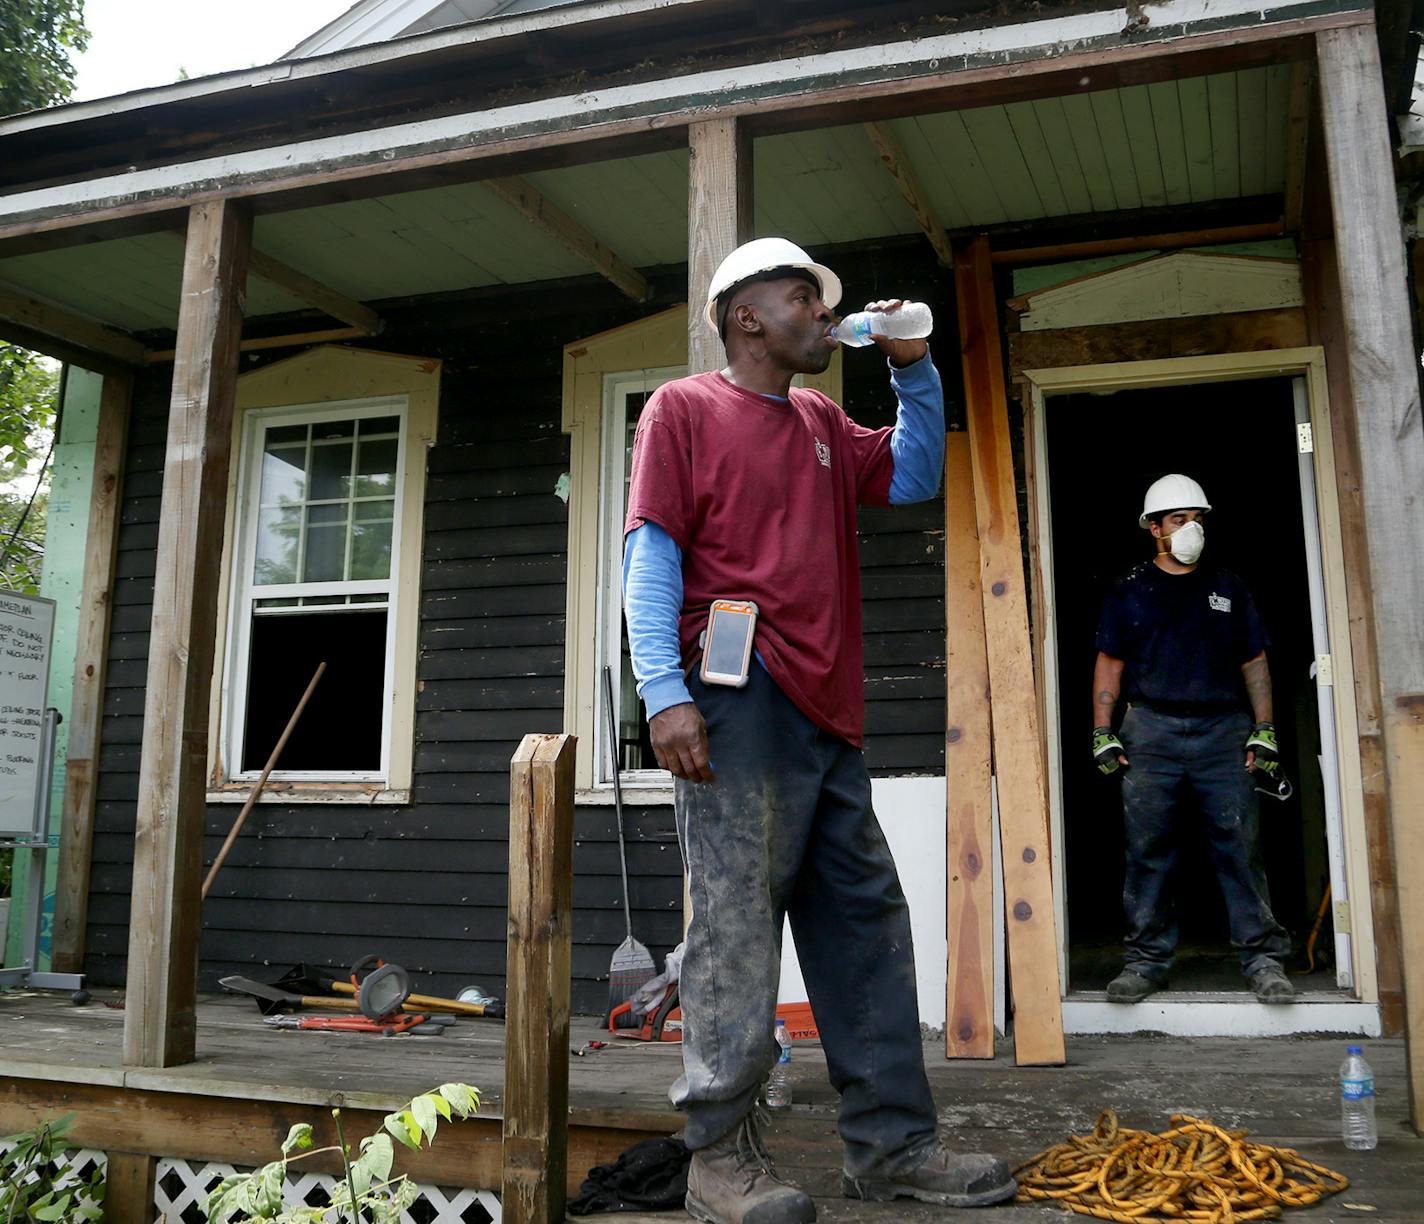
[1168,520,1205,565]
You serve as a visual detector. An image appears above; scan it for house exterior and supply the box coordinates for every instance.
[0,0,1421,1208]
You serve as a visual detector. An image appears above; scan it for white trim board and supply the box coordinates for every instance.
[0,0,1365,230]
[1064,997,1381,1037]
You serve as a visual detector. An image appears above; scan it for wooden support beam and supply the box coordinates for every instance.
[0,319,136,378]
[944,431,995,1059]
[51,371,132,975]
[104,1152,156,1224]
[122,200,251,1069]
[503,733,577,1224]
[864,122,953,268]
[990,222,1284,267]
[687,118,753,376]
[0,281,148,366]
[145,325,369,363]
[485,175,648,302]
[1317,23,1424,1131]
[246,248,381,334]
[1282,60,1313,234]
[955,234,1064,1067]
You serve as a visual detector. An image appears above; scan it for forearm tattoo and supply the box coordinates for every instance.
[1242,655,1272,722]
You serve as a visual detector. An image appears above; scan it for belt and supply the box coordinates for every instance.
[1129,699,1241,718]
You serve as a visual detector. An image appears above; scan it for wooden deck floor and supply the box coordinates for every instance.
[0,987,1420,1221]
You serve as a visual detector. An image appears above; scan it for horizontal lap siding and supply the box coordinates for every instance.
[82,243,952,1015]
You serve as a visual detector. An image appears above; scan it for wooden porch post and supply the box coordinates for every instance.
[104,1152,157,1224]
[502,733,577,1224]
[954,235,1064,1067]
[1316,23,1424,1129]
[687,118,753,376]
[52,371,132,975]
[122,200,250,1068]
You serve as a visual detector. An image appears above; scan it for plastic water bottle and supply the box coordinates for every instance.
[1340,1044,1377,1150]
[831,301,934,347]
[765,1019,793,1109]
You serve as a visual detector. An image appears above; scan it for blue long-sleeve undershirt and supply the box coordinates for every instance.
[622,352,945,721]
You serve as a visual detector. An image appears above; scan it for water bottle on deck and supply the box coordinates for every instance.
[831,301,934,347]
[765,1018,793,1109]
[1340,1044,1377,1150]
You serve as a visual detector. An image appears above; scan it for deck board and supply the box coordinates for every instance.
[0,989,1419,1220]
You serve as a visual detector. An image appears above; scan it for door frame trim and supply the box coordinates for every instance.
[1021,347,1377,1024]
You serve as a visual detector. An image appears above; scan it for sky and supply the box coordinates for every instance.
[72,0,357,102]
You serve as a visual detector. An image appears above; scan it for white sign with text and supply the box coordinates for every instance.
[0,590,55,837]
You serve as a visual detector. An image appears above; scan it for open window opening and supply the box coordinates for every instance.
[1044,377,1343,995]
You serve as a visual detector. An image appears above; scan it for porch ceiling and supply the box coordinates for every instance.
[0,65,1292,336]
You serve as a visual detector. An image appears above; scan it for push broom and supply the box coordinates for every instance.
[603,665,657,1020]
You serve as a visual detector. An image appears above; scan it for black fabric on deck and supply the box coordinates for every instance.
[568,1136,691,1215]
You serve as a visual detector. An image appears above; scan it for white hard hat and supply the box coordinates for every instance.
[1140,474,1212,527]
[702,237,842,333]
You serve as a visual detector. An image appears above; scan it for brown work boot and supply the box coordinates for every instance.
[685,1111,816,1224]
[842,1144,1017,1208]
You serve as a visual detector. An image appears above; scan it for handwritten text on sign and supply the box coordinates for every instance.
[0,590,55,837]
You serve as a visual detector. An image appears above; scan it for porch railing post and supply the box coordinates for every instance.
[122,199,250,1068]
[1316,22,1424,1131]
[687,117,752,377]
[503,732,577,1224]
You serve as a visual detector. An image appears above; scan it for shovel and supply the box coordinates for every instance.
[603,665,657,1018]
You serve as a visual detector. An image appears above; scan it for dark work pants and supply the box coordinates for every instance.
[1118,706,1291,982]
[672,665,937,1178]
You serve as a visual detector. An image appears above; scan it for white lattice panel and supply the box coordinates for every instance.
[152,1155,500,1224]
[0,1141,106,1212]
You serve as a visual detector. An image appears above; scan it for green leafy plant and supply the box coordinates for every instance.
[205,1083,480,1224]
[0,1113,105,1223]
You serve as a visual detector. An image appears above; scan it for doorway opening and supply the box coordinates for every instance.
[1043,376,1340,996]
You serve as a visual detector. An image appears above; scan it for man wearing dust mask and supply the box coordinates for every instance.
[1088,475,1294,1004]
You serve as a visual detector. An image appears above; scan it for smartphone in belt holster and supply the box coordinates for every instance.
[699,599,758,688]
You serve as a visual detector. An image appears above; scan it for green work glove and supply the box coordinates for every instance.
[1092,726,1126,775]
[1245,721,1280,777]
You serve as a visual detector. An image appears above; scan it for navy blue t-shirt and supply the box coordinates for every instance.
[1095,562,1268,713]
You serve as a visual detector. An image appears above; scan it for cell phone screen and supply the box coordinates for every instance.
[705,608,754,677]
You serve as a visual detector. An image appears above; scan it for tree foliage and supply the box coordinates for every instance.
[0,349,58,594]
[0,0,90,117]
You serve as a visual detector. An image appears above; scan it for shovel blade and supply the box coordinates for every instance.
[608,937,657,1013]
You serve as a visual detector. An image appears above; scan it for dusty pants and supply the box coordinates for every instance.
[1118,705,1291,981]
[672,665,937,1177]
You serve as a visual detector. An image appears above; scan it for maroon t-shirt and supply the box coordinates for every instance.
[623,370,894,747]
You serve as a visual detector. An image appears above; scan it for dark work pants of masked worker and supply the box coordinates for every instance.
[1117,705,1292,983]
[671,664,938,1178]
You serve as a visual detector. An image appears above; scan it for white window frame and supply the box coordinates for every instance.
[224,396,408,786]
[561,306,840,798]
[207,345,440,805]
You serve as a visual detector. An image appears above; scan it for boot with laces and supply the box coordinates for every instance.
[685,1108,816,1224]
[842,1144,1017,1208]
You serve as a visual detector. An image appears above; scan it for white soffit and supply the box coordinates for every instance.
[1015,252,1305,332]
[286,0,560,57]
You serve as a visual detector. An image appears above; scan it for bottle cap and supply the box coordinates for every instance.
[775,1018,786,1026]
[1347,1044,1362,1054]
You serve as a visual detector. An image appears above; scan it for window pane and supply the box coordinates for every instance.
[253,507,300,584]
[242,609,387,771]
[266,424,306,446]
[255,597,298,609]
[355,438,398,497]
[304,523,346,582]
[310,441,353,500]
[260,444,306,505]
[354,498,394,522]
[361,416,400,436]
[308,502,347,526]
[312,418,354,440]
[351,520,393,580]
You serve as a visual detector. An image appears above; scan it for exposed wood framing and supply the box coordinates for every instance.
[863,121,952,267]
[0,280,147,365]
[0,1076,675,1197]
[104,1152,157,1224]
[687,118,752,375]
[246,248,381,333]
[145,325,369,363]
[1316,23,1424,1130]
[1283,60,1313,234]
[990,223,1285,267]
[955,234,1064,1067]
[123,200,251,1069]
[483,176,649,301]
[51,371,133,975]
[943,432,995,1059]
[1006,309,1310,382]
[503,734,576,1224]
[0,7,1355,256]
